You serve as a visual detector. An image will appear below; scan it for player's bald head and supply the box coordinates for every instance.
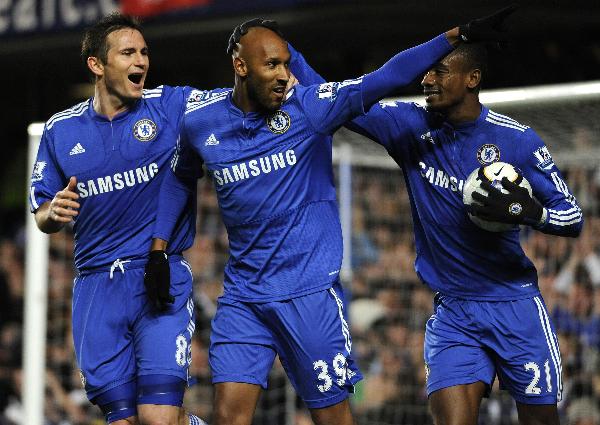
[227,18,286,57]
[234,27,288,62]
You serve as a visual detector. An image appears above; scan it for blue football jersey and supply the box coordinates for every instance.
[29,85,200,270]
[165,81,365,302]
[348,102,583,300]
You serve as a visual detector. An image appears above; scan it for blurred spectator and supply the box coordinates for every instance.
[567,397,600,425]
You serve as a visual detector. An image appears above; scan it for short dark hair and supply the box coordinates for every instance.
[452,43,489,89]
[81,12,142,67]
[226,18,284,55]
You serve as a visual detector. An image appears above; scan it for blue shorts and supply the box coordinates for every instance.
[209,282,362,409]
[72,255,195,402]
[424,294,562,404]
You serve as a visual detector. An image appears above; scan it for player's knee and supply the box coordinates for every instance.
[137,413,177,425]
[309,399,355,425]
[136,375,188,425]
[213,406,253,425]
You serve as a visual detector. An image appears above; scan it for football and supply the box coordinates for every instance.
[462,162,532,232]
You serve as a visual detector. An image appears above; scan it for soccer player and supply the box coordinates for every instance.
[146,14,511,425]
[29,13,207,425]
[292,15,582,425]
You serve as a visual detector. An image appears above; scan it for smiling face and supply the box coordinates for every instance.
[234,27,290,112]
[421,50,481,114]
[94,28,149,105]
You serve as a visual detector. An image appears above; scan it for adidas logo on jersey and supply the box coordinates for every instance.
[205,134,219,146]
[69,143,86,155]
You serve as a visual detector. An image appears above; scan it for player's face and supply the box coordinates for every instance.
[102,28,149,102]
[244,32,290,112]
[421,54,471,112]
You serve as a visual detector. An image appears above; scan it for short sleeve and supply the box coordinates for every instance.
[29,128,65,213]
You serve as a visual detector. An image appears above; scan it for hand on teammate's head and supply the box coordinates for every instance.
[458,4,518,44]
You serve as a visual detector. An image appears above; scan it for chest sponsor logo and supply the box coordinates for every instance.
[533,146,554,170]
[266,110,291,134]
[133,118,157,142]
[477,144,501,165]
[213,149,297,187]
[31,161,46,182]
[76,163,159,199]
[419,162,464,193]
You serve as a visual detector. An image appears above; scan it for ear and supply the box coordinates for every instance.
[87,56,104,78]
[467,68,481,89]
[233,57,248,78]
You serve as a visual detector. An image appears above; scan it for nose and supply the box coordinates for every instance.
[134,52,148,68]
[421,70,434,87]
[276,64,289,84]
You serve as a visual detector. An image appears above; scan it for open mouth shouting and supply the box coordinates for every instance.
[128,72,144,88]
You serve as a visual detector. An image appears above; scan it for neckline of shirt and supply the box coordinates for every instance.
[445,104,488,131]
[88,97,143,122]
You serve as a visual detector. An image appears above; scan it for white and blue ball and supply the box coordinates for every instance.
[462,161,532,232]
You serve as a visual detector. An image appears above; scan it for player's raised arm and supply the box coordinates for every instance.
[290,6,517,142]
[360,5,517,110]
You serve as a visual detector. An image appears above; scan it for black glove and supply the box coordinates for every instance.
[144,250,174,311]
[459,4,518,43]
[470,177,543,226]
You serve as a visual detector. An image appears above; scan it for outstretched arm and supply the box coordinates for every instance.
[289,6,517,140]
[360,28,459,109]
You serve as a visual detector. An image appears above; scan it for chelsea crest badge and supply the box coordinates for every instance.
[267,110,291,134]
[477,144,501,165]
[133,118,157,142]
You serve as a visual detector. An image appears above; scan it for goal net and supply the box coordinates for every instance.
[22,80,600,424]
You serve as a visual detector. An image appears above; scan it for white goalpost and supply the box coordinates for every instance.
[23,80,600,424]
[23,123,49,425]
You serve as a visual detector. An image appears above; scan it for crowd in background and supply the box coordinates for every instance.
[1,144,599,424]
